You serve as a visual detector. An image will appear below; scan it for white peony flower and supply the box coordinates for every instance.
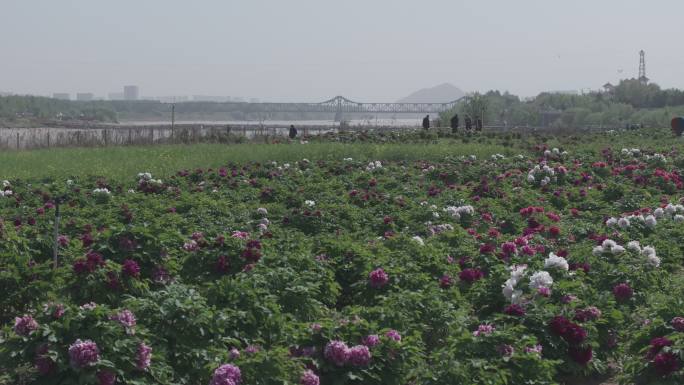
[544,253,569,270]
[674,214,684,223]
[626,241,641,252]
[606,217,618,227]
[611,245,625,254]
[602,239,617,249]
[654,208,665,219]
[617,217,630,229]
[412,236,424,246]
[644,215,657,228]
[529,271,553,290]
[304,200,316,207]
[646,255,661,267]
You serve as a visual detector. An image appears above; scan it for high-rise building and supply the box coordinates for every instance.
[53,93,70,100]
[123,85,139,101]
[76,93,94,101]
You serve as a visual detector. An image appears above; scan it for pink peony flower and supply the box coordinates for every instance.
[231,231,250,239]
[324,340,350,366]
[385,329,402,342]
[97,370,116,385]
[34,344,55,375]
[671,317,684,331]
[68,339,100,368]
[362,334,380,347]
[473,324,495,337]
[348,345,371,366]
[210,364,242,385]
[110,309,136,329]
[300,370,320,385]
[368,268,389,288]
[14,315,38,336]
[439,274,453,288]
[136,342,152,370]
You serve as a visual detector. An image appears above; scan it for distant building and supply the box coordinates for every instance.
[108,92,124,100]
[76,93,94,101]
[602,83,615,93]
[157,96,189,103]
[549,90,579,95]
[123,85,139,101]
[0,92,12,97]
[53,93,70,100]
[192,95,231,102]
[249,98,260,103]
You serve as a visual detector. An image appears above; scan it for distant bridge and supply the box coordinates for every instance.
[186,96,463,114]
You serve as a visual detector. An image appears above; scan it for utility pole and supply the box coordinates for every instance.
[171,103,176,140]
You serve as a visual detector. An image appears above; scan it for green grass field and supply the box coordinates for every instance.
[0,141,516,180]
[1,127,681,180]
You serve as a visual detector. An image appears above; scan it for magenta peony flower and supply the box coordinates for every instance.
[671,317,684,331]
[504,304,526,316]
[368,268,389,288]
[34,344,55,375]
[14,315,38,336]
[501,242,517,256]
[136,342,152,370]
[648,337,673,359]
[439,274,453,288]
[537,286,551,297]
[300,370,320,385]
[473,324,495,337]
[459,268,484,283]
[362,334,380,347]
[210,363,242,385]
[110,309,136,329]
[574,307,602,322]
[525,344,543,355]
[58,235,70,247]
[215,255,230,274]
[385,329,402,342]
[568,345,592,365]
[245,344,260,354]
[653,352,680,376]
[229,348,241,360]
[549,316,587,345]
[613,283,633,301]
[97,370,116,385]
[68,339,100,368]
[348,345,371,366]
[122,259,140,278]
[324,340,350,366]
[497,344,514,357]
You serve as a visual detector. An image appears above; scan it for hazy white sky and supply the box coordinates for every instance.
[2,0,683,101]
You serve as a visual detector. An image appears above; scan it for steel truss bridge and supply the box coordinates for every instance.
[221,96,463,114]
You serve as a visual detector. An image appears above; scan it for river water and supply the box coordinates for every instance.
[118,118,424,127]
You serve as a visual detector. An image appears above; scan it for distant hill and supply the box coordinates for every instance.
[397,83,465,103]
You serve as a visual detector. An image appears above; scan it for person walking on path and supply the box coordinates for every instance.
[422,115,430,130]
[450,114,459,133]
[289,124,298,139]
